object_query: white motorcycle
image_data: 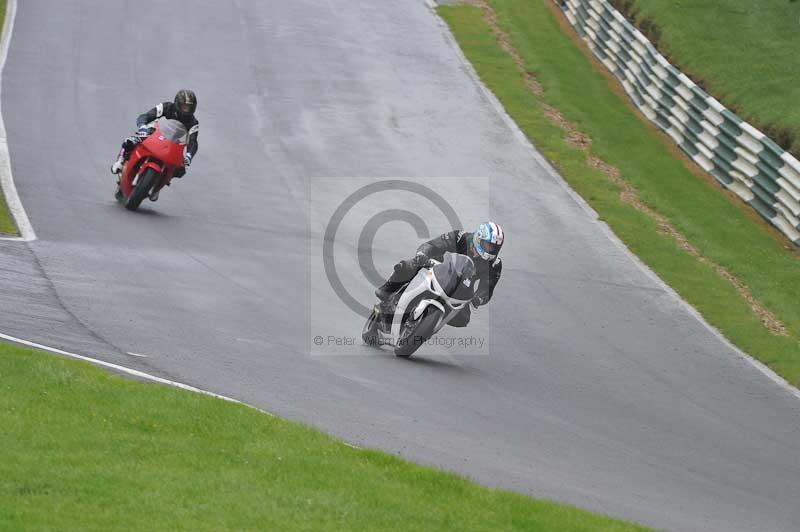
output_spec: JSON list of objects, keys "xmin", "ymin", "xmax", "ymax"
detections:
[{"xmin": 362, "ymin": 252, "xmax": 477, "ymax": 358}]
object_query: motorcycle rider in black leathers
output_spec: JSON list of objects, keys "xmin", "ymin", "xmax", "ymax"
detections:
[
  {"xmin": 110, "ymin": 89, "xmax": 199, "ymax": 201},
  {"xmin": 374, "ymin": 222, "xmax": 504, "ymax": 327}
]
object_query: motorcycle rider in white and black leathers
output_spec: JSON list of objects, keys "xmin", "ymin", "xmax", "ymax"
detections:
[
  {"xmin": 110, "ymin": 90, "xmax": 199, "ymax": 200},
  {"xmin": 374, "ymin": 222, "xmax": 504, "ymax": 327}
]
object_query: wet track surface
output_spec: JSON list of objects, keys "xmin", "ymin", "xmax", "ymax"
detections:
[{"xmin": 2, "ymin": 1, "xmax": 800, "ymax": 530}]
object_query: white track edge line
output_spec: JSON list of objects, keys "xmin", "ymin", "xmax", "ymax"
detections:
[
  {"xmin": 0, "ymin": 332, "xmax": 372, "ymax": 451},
  {"xmin": 0, "ymin": 0, "xmax": 36, "ymax": 241},
  {"xmin": 430, "ymin": 2, "xmax": 800, "ymax": 403},
  {"xmin": 0, "ymin": 331, "xmax": 274, "ymax": 415}
]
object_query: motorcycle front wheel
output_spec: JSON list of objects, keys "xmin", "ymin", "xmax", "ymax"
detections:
[
  {"xmin": 362, "ymin": 308, "xmax": 381, "ymax": 348},
  {"xmin": 125, "ymin": 168, "xmax": 158, "ymax": 211},
  {"xmin": 394, "ymin": 307, "xmax": 442, "ymax": 358}
]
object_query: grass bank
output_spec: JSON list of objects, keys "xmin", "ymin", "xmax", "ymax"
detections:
[
  {"xmin": 0, "ymin": 192, "xmax": 15, "ymax": 234},
  {"xmin": 438, "ymin": 1, "xmax": 800, "ymax": 388},
  {"xmin": 610, "ymin": 0, "xmax": 800, "ymax": 157},
  {"xmin": 0, "ymin": 0, "xmax": 19, "ymax": 236},
  {"xmin": 0, "ymin": 342, "xmax": 650, "ymax": 531}
]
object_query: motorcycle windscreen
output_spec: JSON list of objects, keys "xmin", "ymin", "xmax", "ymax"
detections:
[
  {"xmin": 159, "ymin": 118, "xmax": 188, "ymax": 144},
  {"xmin": 432, "ymin": 252, "xmax": 476, "ymax": 297}
]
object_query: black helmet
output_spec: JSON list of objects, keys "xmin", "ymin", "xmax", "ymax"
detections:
[{"xmin": 174, "ymin": 89, "xmax": 197, "ymax": 120}]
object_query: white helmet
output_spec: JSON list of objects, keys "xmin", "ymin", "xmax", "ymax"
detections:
[{"xmin": 472, "ymin": 222, "xmax": 504, "ymax": 260}]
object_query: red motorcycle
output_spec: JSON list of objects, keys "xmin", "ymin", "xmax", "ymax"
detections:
[{"xmin": 115, "ymin": 118, "xmax": 187, "ymax": 210}]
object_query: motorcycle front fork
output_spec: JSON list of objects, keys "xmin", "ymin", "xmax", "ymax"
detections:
[{"xmin": 373, "ymin": 303, "xmax": 393, "ymax": 332}]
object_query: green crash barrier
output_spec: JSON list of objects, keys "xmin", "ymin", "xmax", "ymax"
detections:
[{"xmin": 559, "ymin": 0, "xmax": 800, "ymax": 246}]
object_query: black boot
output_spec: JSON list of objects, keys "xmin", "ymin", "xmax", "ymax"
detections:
[{"xmin": 376, "ymin": 259, "xmax": 419, "ymax": 301}]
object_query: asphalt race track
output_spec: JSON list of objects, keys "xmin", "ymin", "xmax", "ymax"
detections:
[{"xmin": 2, "ymin": 1, "xmax": 799, "ymax": 530}]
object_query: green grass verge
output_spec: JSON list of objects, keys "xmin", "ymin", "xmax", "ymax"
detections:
[
  {"xmin": 438, "ymin": 1, "xmax": 800, "ymax": 387},
  {"xmin": 0, "ymin": 192, "xmax": 16, "ymax": 235},
  {"xmin": 0, "ymin": 342, "xmax": 650, "ymax": 531},
  {"xmin": 0, "ymin": 0, "xmax": 19, "ymax": 236},
  {"xmin": 610, "ymin": 0, "xmax": 800, "ymax": 156}
]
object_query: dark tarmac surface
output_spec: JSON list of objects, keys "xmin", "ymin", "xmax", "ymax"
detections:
[{"xmin": 2, "ymin": 2, "xmax": 799, "ymax": 530}]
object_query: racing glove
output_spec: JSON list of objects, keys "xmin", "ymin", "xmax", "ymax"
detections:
[
  {"xmin": 183, "ymin": 153, "xmax": 193, "ymax": 167},
  {"xmin": 136, "ymin": 125, "xmax": 154, "ymax": 138},
  {"xmin": 412, "ymin": 252, "xmax": 432, "ymax": 268},
  {"xmin": 471, "ymin": 294, "xmax": 488, "ymax": 307}
]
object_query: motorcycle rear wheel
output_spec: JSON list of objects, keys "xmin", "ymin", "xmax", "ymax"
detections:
[
  {"xmin": 394, "ymin": 307, "xmax": 442, "ymax": 358},
  {"xmin": 125, "ymin": 168, "xmax": 157, "ymax": 211}
]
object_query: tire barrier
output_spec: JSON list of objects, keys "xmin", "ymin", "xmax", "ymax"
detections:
[{"xmin": 559, "ymin": 0, "xmax": 800, "ymax": 244}]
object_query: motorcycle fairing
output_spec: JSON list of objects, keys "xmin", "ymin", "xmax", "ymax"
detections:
[
  {"xmin": 119, "ymin": 118, "xmax": 188, "ymax": 198},
  {"xmin": 388, "ymin": 259, "xmax": 475, "ymax": 342}
]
